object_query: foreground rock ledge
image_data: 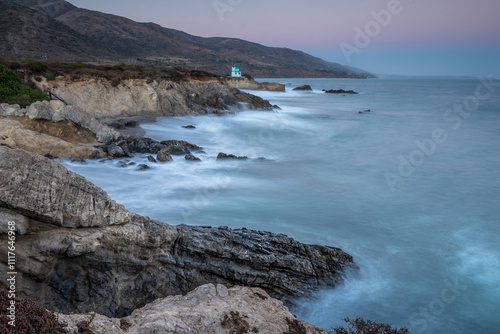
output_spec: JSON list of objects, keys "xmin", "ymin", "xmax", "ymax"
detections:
[
  {"xmin": 0, "ymin": 146, "xmax": 356, "ymax": 318},
  {"xmin": 59, "ymin": 283, "xmax": 328, "ymax": 334}
]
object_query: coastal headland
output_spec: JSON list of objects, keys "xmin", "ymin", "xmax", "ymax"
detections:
[{"xmin": 0, "ymin": 61, "xmax": 356, "ymax": 333}]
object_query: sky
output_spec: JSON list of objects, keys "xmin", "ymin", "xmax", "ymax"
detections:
[{"xmin": 66, "ymin": 0, "xmax": 500, "ymax": 77}]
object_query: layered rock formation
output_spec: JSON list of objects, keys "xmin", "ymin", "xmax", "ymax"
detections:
[
  {"xmin": 0, "ymin": 145, "xmax": 356, "ymax": 319},
  {"xmin": 58, "ymin": 284, "xmax": 328, "ymax": 334},
  {"xmin": 35, "ymin": 76, "xmax": 274, "ymax": 119},
  {"xmin": 225, "ymin": 77, "xmax": 286, "ymax": 92}
]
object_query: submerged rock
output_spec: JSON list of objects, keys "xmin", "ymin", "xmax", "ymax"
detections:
[
  {"xmin": 217, "ymin": 152, "xmax": 248, "ymax": 160},
  {"xmin": 0, "ymin": 146, "xmax": 356, "ymax": 318},
  {"xmin": 136, "ymin": 164, "xmax": 150, "ymax": 171},
  {"xmin": 182, "ymin": 125, "xmax": 196, "ymax": 129},
  {"xmin": 185, "ymin": 154, "xmax": 201, "ymax": 161}
]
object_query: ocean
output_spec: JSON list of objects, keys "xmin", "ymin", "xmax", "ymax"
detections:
[{"xmin": 62, "ymin": 77, "xmax": 500, "ymax": 333}]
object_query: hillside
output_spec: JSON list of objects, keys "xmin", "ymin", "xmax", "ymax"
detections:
[{"xmin": 0, "ymin": 0, "xmax": 374, "ymax": 78}]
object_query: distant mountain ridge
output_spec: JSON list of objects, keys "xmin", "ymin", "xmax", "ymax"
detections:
[{"xmin": 0, "ymin": 0, "xmax": 374, "ymax": 78}]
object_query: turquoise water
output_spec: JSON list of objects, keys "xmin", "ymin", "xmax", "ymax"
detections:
[{"xmin": 63, "ymin": 77, "xmax": 500, "ymax": 333}]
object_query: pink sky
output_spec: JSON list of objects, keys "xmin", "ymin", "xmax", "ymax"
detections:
[{"xmin": 67, "ymin": 0, "xmax": 500, "ymax": 76}]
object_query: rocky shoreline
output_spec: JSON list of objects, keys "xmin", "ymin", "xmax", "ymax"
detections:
[{"xmin": 0, "ymin": 72, "xmax": 357, "ymax": 332}]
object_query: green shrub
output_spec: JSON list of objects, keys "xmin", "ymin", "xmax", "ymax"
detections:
[
  {"xmin": 26, "ymin": 60, "xmax": 47, "ymax": 73},
  {"xmin": 43, "ymin": 72, "xmax": 56, "ymax": 81},
  {"xmin": 0, "ymin": 63, "xmax": 49, "ymax": 107}
]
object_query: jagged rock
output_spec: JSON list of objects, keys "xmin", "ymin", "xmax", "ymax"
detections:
[
  {"xmin": 185, "ymin": 154, "xmax": 201, "ymax": 161},
  {"xmin": 293, "ymin": 85, "xmax": 313, "ymax": 91},
  {"xmin": 0, "ymin": 146, "xmax": 130, "ymax": 228},
  {"xmin": 147, "ymin": 155, "xmax": 157, "ymax": 163},
  {"xmin": 160, "ymin": 140, "xmax": 202, "ymax": 151},
  {"xmin": 0, "ymin": 118, "xmax": 103, "ymax": 159},
  {"xmin": 324, "ymin": 89, "xmax": 358, "ymax": 94},
  {"xmin": 58, "ymin": 284, "xmax": 328, "ymax": 334},
  {"xmin": 157, "ymin": 148, "xmax": 173, "ymax": 162},
  {"xmin": 0, "ymin": 146, "xmax": 356, "ymax": 318},
  {"xmin": 217, "ymin": 152, "xmax": 248, "ymax": 160},
  {"xmin": 164, "ymin": 144, "xmax": 190, "ymax": 155}
]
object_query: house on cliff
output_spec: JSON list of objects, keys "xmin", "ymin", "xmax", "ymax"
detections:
[{"xmin": 231, "ymin": 66, "xmax": 242, "ymax": 77}]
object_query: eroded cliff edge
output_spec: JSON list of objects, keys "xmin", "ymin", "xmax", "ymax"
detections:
[{"xmin": 0, "ymin": 145, "xmax": 356, "ymax": 318}]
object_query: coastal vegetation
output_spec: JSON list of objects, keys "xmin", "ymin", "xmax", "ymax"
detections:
[{"xmin": 0, "ymin": 61, "xmax": 49, "ymax": 107}]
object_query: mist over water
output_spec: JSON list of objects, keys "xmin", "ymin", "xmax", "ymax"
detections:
[{"xmin": 63, "ymin": 78, "xmax": 500, "ymax": 333}]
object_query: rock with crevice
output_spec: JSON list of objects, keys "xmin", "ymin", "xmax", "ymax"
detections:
[
  {"xmin": 58, "ymin": 284, "xmax": 328, "ymax": 334},
  {"xmin": 0, "ymin": 146, "xmax": 356, "ymax": 319}
]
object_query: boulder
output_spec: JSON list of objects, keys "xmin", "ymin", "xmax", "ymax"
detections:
[
  {"xmin": 293, "ymin": 85, "xmax": 313, "ymax": 91},
  {"xmin": 185, "ymin": 154, "xmax": 201, "ymax": 161},
  {"xmin": 105, "ymin": 144, "xmax": 125, "ymax": 158},
  {"xmin": 147, "ymin": 155, "xmax": 157, "ymax": 163},
  {"xmin": 157, "ymin": 148, "xmax": 173, "ymax": 162}
]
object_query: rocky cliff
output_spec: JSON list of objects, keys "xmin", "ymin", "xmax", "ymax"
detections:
[
  {"xmin": 0, "ymin": 145, "xmax": 356, "ymax": 318},
  {"xmin": 34, "ymin": 75, "xmax": 273, "ymax": 119}
]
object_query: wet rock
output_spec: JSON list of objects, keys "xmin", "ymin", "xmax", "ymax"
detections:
[
  {"xmin": 293, "ymin": 85, "xmax": 312, "ymax": 91},
  {"xmin": 137, "ymin": 164, "xmax": 150, "ymax": 171},
  {"xmin": 117, "ymin": 161, "xmax": 128, "ymax": 168},
  {"xmin": 217, "ymin": 152, "xmax": 248, "ymax": 160},
  {"xmin": 69, "ymin": 157, "xmax": 86, "ymax": 164},
  {"xmin": 160, "ymin": 140, "xmax": 202, "ymax": 151},
  {"xmin": 185, "ymin": 154, "xmax": 201, "ymax": 161},
  {"xmin": 324, "ymin": 89, "xmax": 358, "ymax": 94},
  {"xmin": 105, "ymin": 145, "xmax": 125, "ymax": 158},
  {"xmin": 157, "ymin": 149, "xmax": 173, "ymax": 162},
  {"xmin": 147, "ymin": 155, "xmax": 157, "ymax": 163},
  {"xmin": 90, "ymin": 150, "xmax": 101, "ymax": 159},
  {"xmin": 182, "ymin": 125, "xmax": 196, "ymax": 129}
]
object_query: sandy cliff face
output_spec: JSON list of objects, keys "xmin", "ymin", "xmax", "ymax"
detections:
[{"xmin": 35, "ymin": 77, "xmax": 273, "ymax": 118}]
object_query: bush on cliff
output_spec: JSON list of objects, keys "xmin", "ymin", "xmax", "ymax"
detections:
[
  {"xmin": 0, "ymin": 289, "xmax": 68, "ymax": 334},
  {"xmin": 0, "ymin": 63, "xmax": 49, "ymax": 107},
  {"xmin": 330, "ymin": 317, "xmax": 410, "ymax": 334}
]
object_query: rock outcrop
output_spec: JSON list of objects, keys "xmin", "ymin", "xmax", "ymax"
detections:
[
  {"xmin": 0, "ymin": 146, "xmax": 356, "ymax": 318},
  {"xmin": 293, "ymin": 85, "xmax": 313, "ymax": 91},
  {"xmin": 323, "ymin": 89, "xmax": 359, "ymax": 94},
  {"xmin": 58, "ymin": 284, "xmax": 328, "ymax": 334},
  {"xmin": 225, "ymin": 77, "xmax": 285, "ymax": 92},
  {"xmin": 35, "ymin": 76, "xmax": 274, "ymax": 118}
]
